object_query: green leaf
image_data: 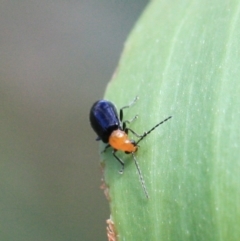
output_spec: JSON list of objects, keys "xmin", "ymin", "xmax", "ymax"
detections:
[{"xmin": 101, "ymin": 0, "xmax": 240, "ymax": 240}]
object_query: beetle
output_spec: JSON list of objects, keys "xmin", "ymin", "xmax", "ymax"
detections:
[{"xmin": 89, "ymin": 97, "xmax": 171, "ymax": 198}]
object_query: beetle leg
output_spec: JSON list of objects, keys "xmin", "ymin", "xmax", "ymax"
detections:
[
  {"xmin": 119, "ymin": 96, "xmax": 139, "ymax": 122},
  {"xmin": 101, "ymin": 144, "xmax": 110, "ymax": 153},
  {"xmin": 112, "ymin": 150, "xmax": 124, "ymax": 174},
  {"xmin": 125, "ymin": 128, "xmax": 143, "ymax": 138},
  {"xmin": 122, "ymin": 115, "xmax": 138, "ymax": 131}
]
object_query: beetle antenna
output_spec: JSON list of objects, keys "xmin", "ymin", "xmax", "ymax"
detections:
[
  {"xmin": 132, "ymin": 153, "xmax": 149, "ymax": 198},
  {"xmin": 136, "ymin": 116, "xmax": 172, "ymax": 145}
]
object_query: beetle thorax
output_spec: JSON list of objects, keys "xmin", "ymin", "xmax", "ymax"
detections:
[{"xmin": 109, "ymin": 130, "xmax": 137, "ymax": 153}]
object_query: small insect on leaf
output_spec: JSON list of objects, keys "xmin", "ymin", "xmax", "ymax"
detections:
[{"xmin": 90, "ymin": 97, "xmax": 172, "ymax": 198}]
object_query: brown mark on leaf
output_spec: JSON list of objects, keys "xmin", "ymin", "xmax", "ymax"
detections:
[
  {"xmin": 100, "ymin": 177, "xmax": 111, "ymax": 201},
  {"xmin": 106, "ymin": 218, "xmax": 118, "ymax": 241},
  {"xmin": 100, "ymin": 164, "xmax": 110, "ymax": 201}
]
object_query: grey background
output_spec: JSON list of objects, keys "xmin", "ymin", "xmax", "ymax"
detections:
[{"xmin": 0, "ymin": 1, "xmax": 148, "ymax": 241}]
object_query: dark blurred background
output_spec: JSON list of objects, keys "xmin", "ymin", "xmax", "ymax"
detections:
[{"xmin": 0, "ymin": 1, "xmax": 148, "ymax": 240}]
